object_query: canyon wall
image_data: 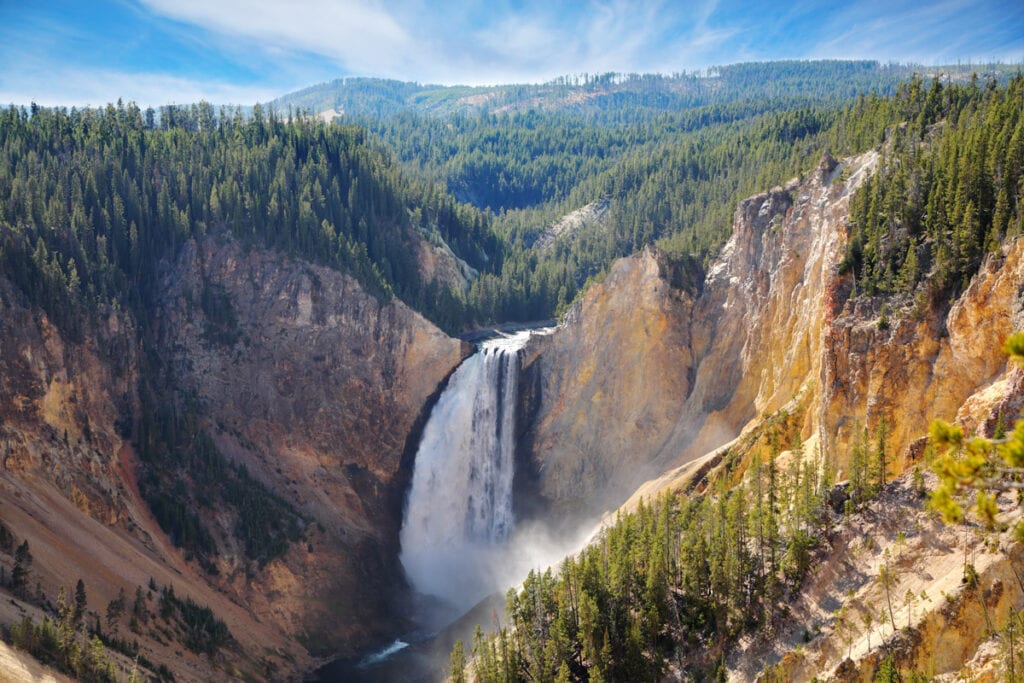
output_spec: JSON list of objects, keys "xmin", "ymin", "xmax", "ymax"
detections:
[
  {"xmin": 517, "ymin": 248, "xmax": 698, "ymax": 520},
  {"xmin": 154, "ymin": 237, "xmax": 467, "ymax": 652},
  {"xmin": 523, "ymin": 149, "xmax": 1024, "ymax": 524},
  {"xmin": 0, "ymin": 235, "xmax": 466, "ymax": 678},
  {"xmin": 4, "ymin": 143, "xmax": 1023, "ymax": 678}
]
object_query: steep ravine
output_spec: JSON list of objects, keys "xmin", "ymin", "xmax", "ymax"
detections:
[
  {"xmin": 519, "ymin": 151, "xmax": 877, "ymax": 522},
  {"xmin": 726, "ymin": 467, "xmax": 1024, "ymax": 682},
  {"xmin": 1, "ymin": 267, "xmax": 321, "ymax": 680},
  {"xmin": 4, "ymin": 141, "xmax": 1024, "ymax": 680},
  {"xmin": 0, "ymin": 234, "xmax": 468, "ymax": 680},
  {"xmin": 521, "ymin": 149, "xmax": 1024, "ymax": 528},
  {"xmin": 156, "ymin": 237, "xmax": 467, "ymax": 653},
  {"xmin": 516, "ymin": 246, "xmax": 700, "ymax": 522},
  {"xmin": 513, "ymin": 149, "xmax": 1024, "ymax": 679}
]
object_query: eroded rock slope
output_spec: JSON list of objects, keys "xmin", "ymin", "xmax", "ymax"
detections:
[
  {"xmin": 523, "ymin": 149, "xmax": 1024, "ymax": 526},
  {"xmin": 0, "ymin": 235, "xmax": 465, "ymax": 679}
]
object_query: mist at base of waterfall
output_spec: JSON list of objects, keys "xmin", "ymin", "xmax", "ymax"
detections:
[
  {"xmin": 400, "ymin": 328, "xmax": 596, "ymax": 619},
  {"xmin": 404, "ymin": 516, "xmax": 600, "ymax": 615}
]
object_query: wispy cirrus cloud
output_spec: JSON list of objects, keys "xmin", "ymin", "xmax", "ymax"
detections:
[
  {"xmin": 0, "ymin": 63, "xmax": 279, "ymax": 109},
  {"xmin": 138, "ymin": 0, "xmax": 417, "ymax": 77},
  {"xmin": 0, "ymin": 0, "xmax": 1021, "ymax": 107},
  {"xmin": 808, "ymin": 0, "xmax": 1024, "ymax": 64}
]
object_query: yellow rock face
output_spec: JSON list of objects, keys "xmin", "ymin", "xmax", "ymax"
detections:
[
  {"xmin": 822, "ymin": 232, "xmax": 1024, "ymax": 477},
  {"xmin": 0, "ymin": 234, "xmax": 467, "ymax": 676},
  {"xmin": 526, "ymin": 148, "xmax": 1024, "ymax": 519},
  {"xmin": 522, "ymin": 246, "xmax": 697, "ymax": 519}
]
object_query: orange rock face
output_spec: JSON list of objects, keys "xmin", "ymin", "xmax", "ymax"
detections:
[
  {"xmin": 524, "ymin": 148, "xmax": 1024, "ymax": 522},
  {"xmin": 154, "ymin": 237, "xmax": 467, "ymax": 653},
  {"xmin": 521, "ymin": 246, "xmax": 698, "ymax": 520},
  {"xmin": 0, "ymin": 234, "xmax": 466, "ymax": 676}
]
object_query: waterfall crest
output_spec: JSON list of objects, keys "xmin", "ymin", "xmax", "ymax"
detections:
[{"xmin": 399, "ymin": 330, "xmax": 531, "ymax": 610}]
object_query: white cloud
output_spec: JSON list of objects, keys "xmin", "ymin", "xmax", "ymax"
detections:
[
  {"xmin": 134, "ymin": 0, "xmax": 715, "ymax": 86},
  {"xmin": 474, "ymin": 16, "xmax": 561, "ymax": 63},
  {"xmin": 6, "ymin": 0, "xmax": 1019, "ymax": 108},
  {"xmin": 134, "ymin": 0, "xmax": 918, "ymax": 88},
  {"xmin": 0, "ymin": 65, "xmax": 278, "ymax": 108},
  {"xmin": 809, "ymin": 0, "xmax": 1024, "ymax": 64},
  {"xmin": 139, "ymin": 0, "xmax": 419, "ymax": 78},
  {"xmin": 455, "ymin": 0, "xmax": 712, "ymax": 84}
]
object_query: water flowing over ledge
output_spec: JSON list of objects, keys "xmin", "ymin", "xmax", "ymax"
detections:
[{"xmin": 399, "ymin": 329, "xmax": 536, "ymax": 611}]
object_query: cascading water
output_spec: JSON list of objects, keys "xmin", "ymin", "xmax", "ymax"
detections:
[
  {"xmin": 399, "ymin": 330, "xmax": 532, "ymax": 612},
  {"xmin": 318, "ymin": 327, "xmax": 596, "ymax": 681}
]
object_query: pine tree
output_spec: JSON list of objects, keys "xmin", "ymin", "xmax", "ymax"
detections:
[
  {"xmin": 875, "ymin": 654, "xmax": 900, "ymax": 682},
  {"xmin": 898, "ymin": 239, "xmax": 919, "ymax": 290},
  {"xmin": 11, "ymin": 540, "xmax": 31, "ymax": 592},
  {"xmin": 930, "ymin": 332, "xmax": 1024, "ymax": 541},
  {"xmin": 74, "ymin": 579, "xmax": 87, "ymax": 625},
  {"xmin": 106, "ymin": 587, "xmax": 126, "ymax": 635},
  {"xmin": 874, "ymin": 416, "xmax": 890, "ymax": 492},
  {"xmin": 133, "ymin": 585, "xmax": 149, "ymax": 625},
  {"xmin": 848, "ymin": 422, "xmax": 869, "ymax": 507},
  {"xmin": 861, "ymin": 609, "xmax": 874, "ymax": 651},
  {"xmin": 57, "ymin": 586, "xmax": 74, "ymax": 653},
  {"xmin": 449, "ymin": 639, "xmax": 467, "ymax": 683},
  {"xmin": 877, "ymin": 551, "xmax": 897, "ymax": 632}
]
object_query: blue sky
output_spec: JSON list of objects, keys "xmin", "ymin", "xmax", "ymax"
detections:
[{"xmin": 1, "ymin": 0, "xmax": 1021, "ymax": 107}]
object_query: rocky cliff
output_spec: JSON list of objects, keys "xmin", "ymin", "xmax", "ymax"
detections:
[
  {"xmin": 2, "ymin": 137, "xmax": 1021, "ymax": 679},
  {"xmin": 517, "ymin": 248, "xmax": 699, "ymax": 520},
  {"xmin": 725, "ymin": 467, "xmax": 1024, "ymax": 682},
  {"xmin": 822, "ymin": 237, "xmax": 1024, "ymax": 472},
  {"xmin": 520, "ymin": 152, "xmax": 868, "ymax": 520},
  {"xmin": 517, "ymin": 148, "xmax": 1024, "ymax": 680},
  {"xmin": 0, "ymin": 235, "xmax": 465, "ymax": 679},
  {"xmin": 155, "ymin": 237, "xmax": 467, "ymax": 652},
  {"xmin": 523, "ymin": 148, "xmax": 1024, "ymax": 525}
]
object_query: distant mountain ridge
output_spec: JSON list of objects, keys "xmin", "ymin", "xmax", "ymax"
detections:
[
  {"xmin": 271, "ymin": 60, "xmax": 1017, "ymax": 120},
  {"xmin": 1, "ymin": 63, "xmax": 1022, "ymax": 682}
]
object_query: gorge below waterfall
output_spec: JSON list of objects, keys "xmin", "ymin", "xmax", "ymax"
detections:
[
  {"xmin": 400, "ymin": 329, "xmax": 544, "ymax": 615},
  {"xmin": 315, "ymin": 326, "xmax": 602, "ymax": 681}
]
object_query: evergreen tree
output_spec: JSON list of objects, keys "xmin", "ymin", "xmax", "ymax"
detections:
[
  {"xmin": 74, "ymin": 579, "xmax": 87, "ymax": 625},
  {"xmin": 11, "ymin": 540, "xmax": 32, "ymax": 592},
  {"xmin": 450, "ymin": 639, "xmax": 467, "ymax": 683}
]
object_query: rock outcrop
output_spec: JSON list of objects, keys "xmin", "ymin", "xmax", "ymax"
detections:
[
  {"xmin": 0, "ymin": 274, "xmax": 137, "ymax": 526},
  {"xmin": 522, "ymin": 148, "xmax": 1024, "ymax": 526},
  {"xmin": 155, "ymin": 236, "xmax": 466, "ymax": 652},
  {"xmin": 823, "ymin": 238, "xmax": 1024, "ymax": 471},
  {"xmin": 3, "ymin": 138, "xmax": 1022, "ymax": 679},
  {"xmin": 518, "ymin": 149, "xmax": 1024, "ymax": 680},
  {"xmin": 0, "ymin": 234, "xmax": 466, "ymax": 678},
  {"xmin": 0, "ymin": 269, "xmax": 320, "ymax": 679},
  {"xmin": 723, "ymin": 469, "xmax": 1024, "ymax": 682},
  {"xmin": 519, "ymin": 247, "xmax": 698, "ymax": 520}
]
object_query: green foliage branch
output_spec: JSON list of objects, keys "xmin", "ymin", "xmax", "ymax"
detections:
[{"xmin": 930, "ymin": 332, "xmax": 1024, "ymax": 539}]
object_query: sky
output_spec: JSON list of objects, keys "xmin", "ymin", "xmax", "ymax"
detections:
[{"xmin": 1, "ymin": 0, "xmax": 1022, "ymax": 108}]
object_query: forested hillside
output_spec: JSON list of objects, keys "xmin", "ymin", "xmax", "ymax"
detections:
[
  {"xmin": 0, "ymin": 102, "xmax": 494, "ymax": 579},
  {"xmin": 409, "ymin": 74, "xmax": 1020, "ymax": 323},
  {"xmin": 0, "ymin": 94, "xmax": 480, "ymax": 679},
  {"xmin": 0, "ymin": 102, "xmax": 495, "ymax": 334},
  {"xmin": 842, "ymin": 75, "xmax": 1024, "ymax": 300},
  {"xmin": 452, "ymin": 75, "xmax": 1024, "ymax": 683},
  {"xmin": 308, "ymin": 65, "xmax": 1019, "ymax": 324},
  {"xmin": 2, "ymin": 62, "xmax": 1023, "ymax": 681},
  {"xmin": 273, "ymin": 60, "xmax": 1000, "ymax": 120},
  {"xmin": 2, "ymin": 72, "xmax": 1019, "ymax": 567},
  {"xmin": 6, "ymin": 66, "xmax": 1013, "ymax": 343},
  {"xmin": 470, "ymin": 412, "xmax": 833, "ymax": 682}
]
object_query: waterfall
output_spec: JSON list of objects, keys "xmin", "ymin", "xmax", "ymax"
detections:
[{"xmin": 399, "ymin": 330, "xmax": 532, "ymax": 611}]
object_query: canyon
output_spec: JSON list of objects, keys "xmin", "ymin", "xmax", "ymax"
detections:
[{"xmin": 2, "ymin": 146, "xmax": 1023, "ymax": 681}]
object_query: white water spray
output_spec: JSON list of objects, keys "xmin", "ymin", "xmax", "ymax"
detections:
[{"xmin": 400, "ymin": 330, "xmax": 534, "ymax": 610}]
